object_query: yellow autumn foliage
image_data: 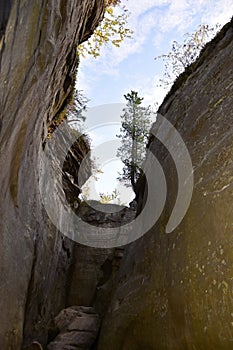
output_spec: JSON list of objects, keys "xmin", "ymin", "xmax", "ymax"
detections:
[{"xmin": 78, "ymin": 0, "xmax": 133, "ymax": 58}]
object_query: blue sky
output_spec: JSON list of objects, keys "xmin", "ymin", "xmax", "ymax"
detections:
[
  {"xmin": 78, "ymin": 0, "xmax": 232, "ymax": 107},
  {"xmin": 77, "ymin": 0, "xmax": 232, "ymax": 202}
]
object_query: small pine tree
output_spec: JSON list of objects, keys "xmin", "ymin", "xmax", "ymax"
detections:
[{"xmin": 117, "ymin": 91, "xmax": 153, "ymax": 193}]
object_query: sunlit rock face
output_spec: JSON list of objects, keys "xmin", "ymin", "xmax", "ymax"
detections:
[
  {"xmin": 0, "ymin": 1, "xmax": 104, "ymax": 349},
  {"xmin": 98, "ymin": 20, "xmax": 233, "ymax": 350}
]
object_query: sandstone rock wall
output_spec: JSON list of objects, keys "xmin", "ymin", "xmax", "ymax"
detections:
[
  {"xmin": 1, "ymin": 2, "xmax": 233, "ymax": 349},
  {"xmin": 67, "ymin": 202, "xmax": 135, "ymax": 316},
  {"xmin": 98, "ymin": 19, "xmax": 233, "ymax": 350},
  {"xmin": 0, "ymin": 1, "xmax": 104, "ymax": 349}
]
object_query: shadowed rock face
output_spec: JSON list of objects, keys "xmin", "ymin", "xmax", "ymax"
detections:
[
  {"xmin": 98, "ymin": 20, "xmax": 233, "ymax": 350},
  {"xmin": 0, "ymin": 0, "xmax": 13, "ymax": 39},
  {"xmin": 0, "ymin": 1, "xmax": 104, "ymax": 349},
  {"xmin": 1, "ymin": 2, "xmax": 232, "ymax": 350}
]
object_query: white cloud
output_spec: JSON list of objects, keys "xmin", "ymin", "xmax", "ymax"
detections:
[
  {"xmin": 80, "ymin": 0, "xmax": 232, "ymax": 72},
  {"xmin": 200, "ymin": 0, "xmax": 232, "ymax": 25},
  {"xmin": 78, "ymin": 0, "xmax": 232, "ymax": 102},
  {"xmin": 128, "ymin": 74, "xmax": 168, "ymax": 107}
]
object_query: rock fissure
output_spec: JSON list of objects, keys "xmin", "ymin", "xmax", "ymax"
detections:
[{"xmin": 0, "ymin": 2, "xmax": 233, "ymax": 350}]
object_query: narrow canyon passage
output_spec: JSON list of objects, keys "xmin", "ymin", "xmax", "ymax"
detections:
[{"xmin": 0, "ymin": 1, "xmax": 233, "ymax": 349}]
